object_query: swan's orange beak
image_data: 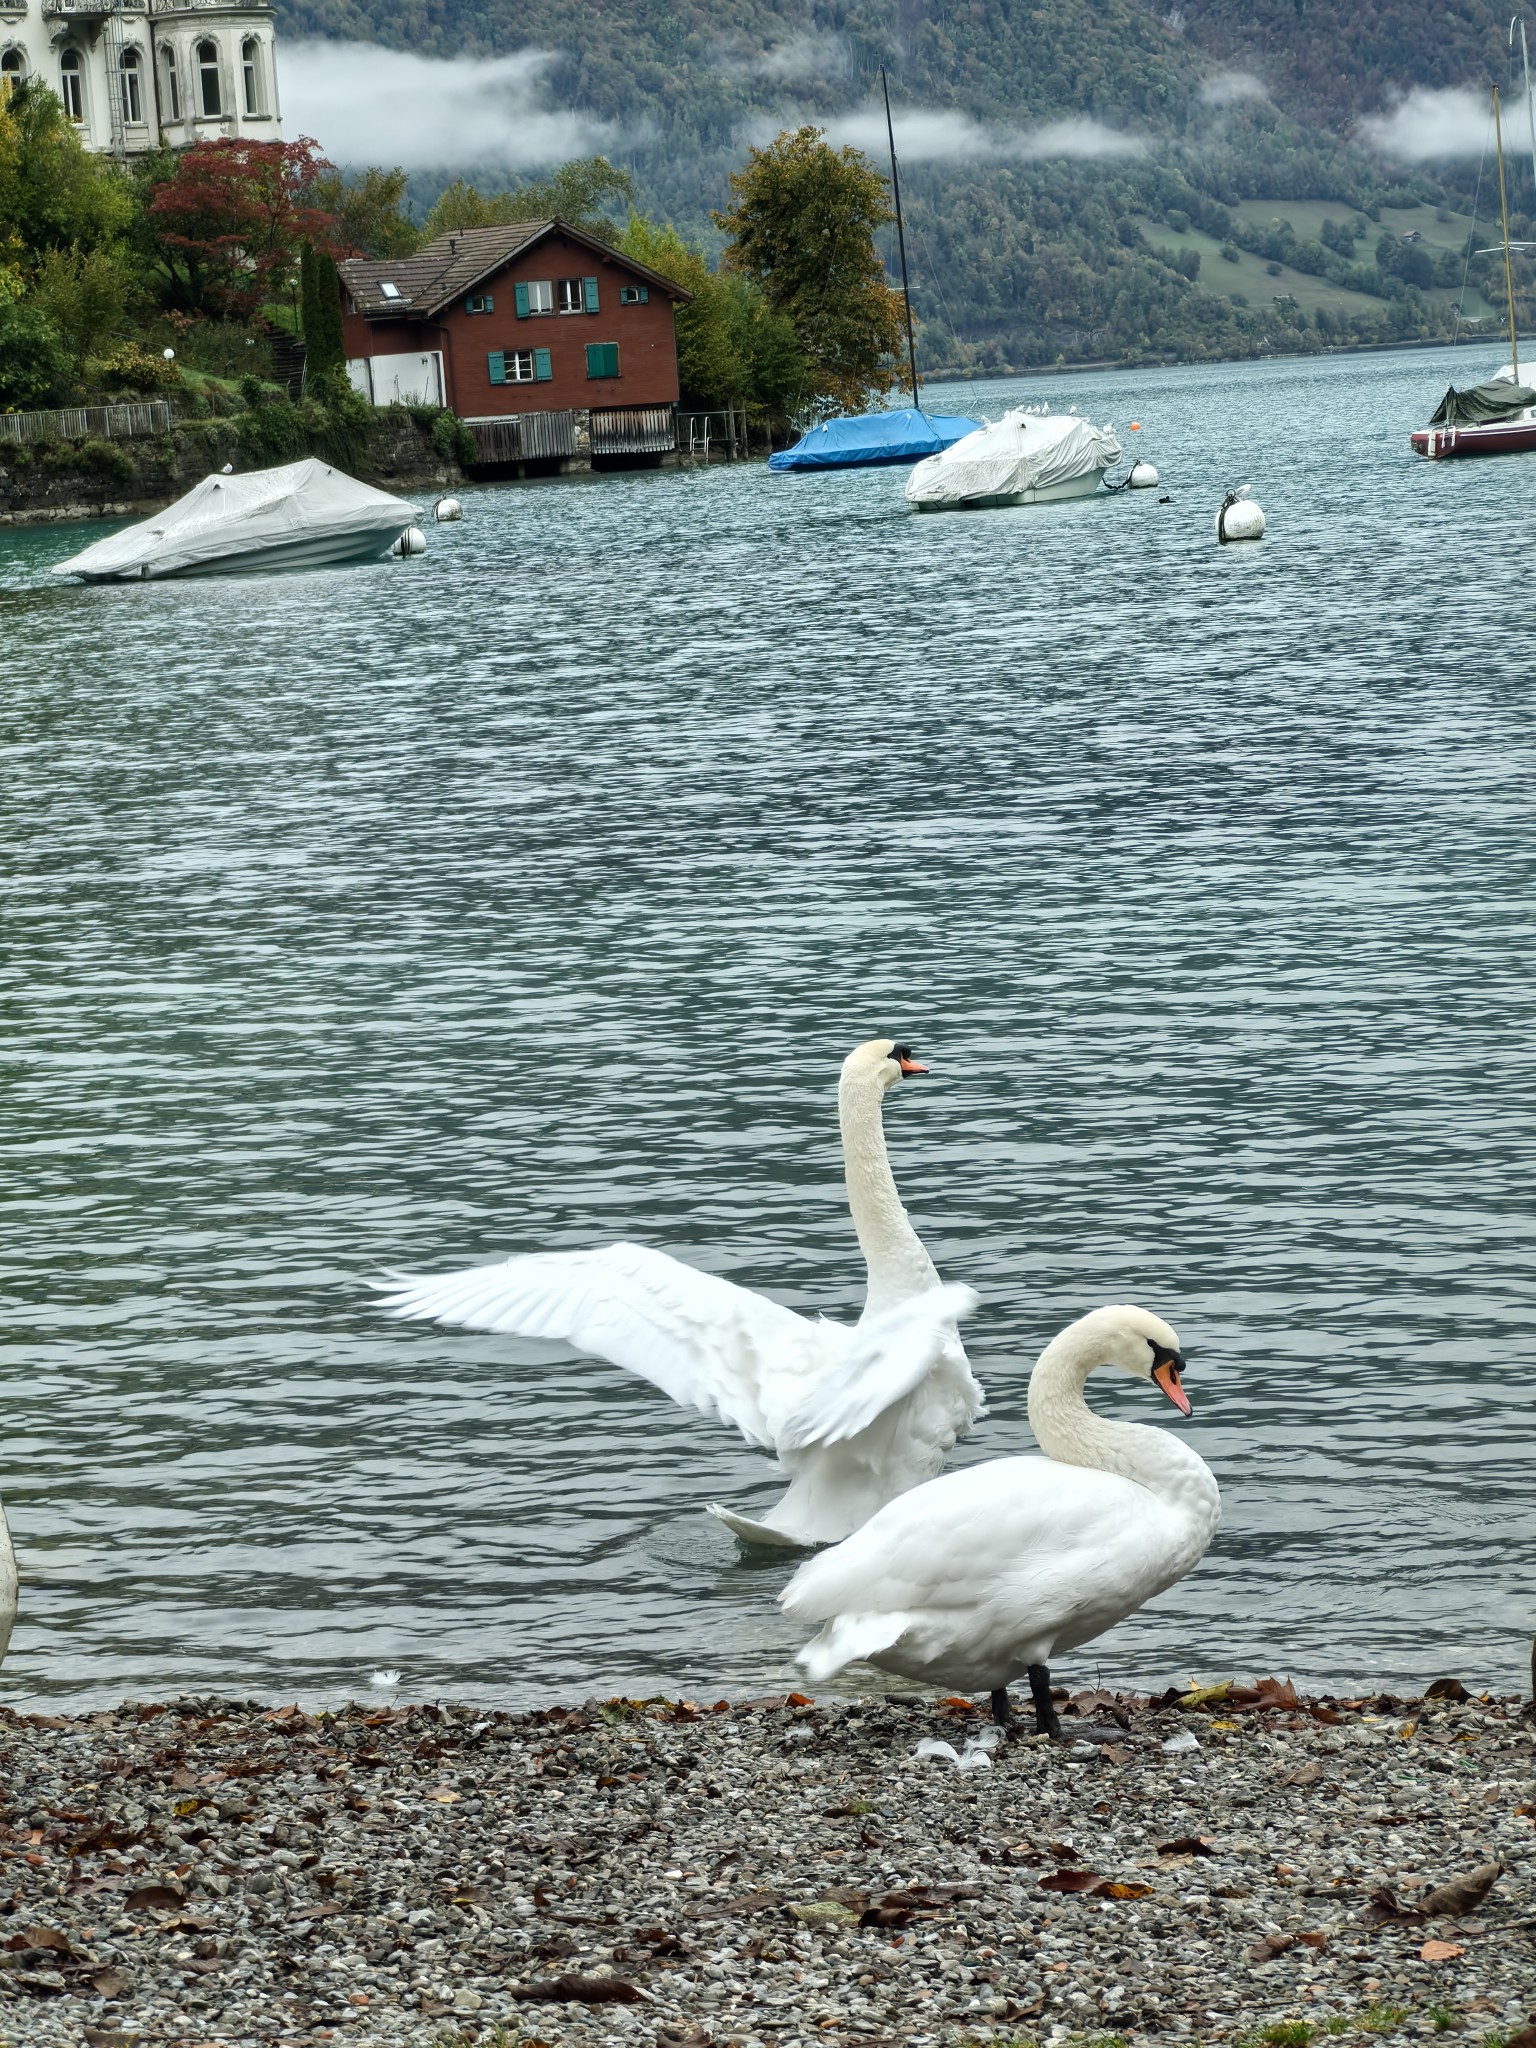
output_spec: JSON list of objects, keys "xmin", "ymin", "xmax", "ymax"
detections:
[
  {"xmin": 897, "ymin": 1055, "xmax": 929, "ymax": 1075},
  {"xmin": 1152, "ymin": 1357, "xmax": 1192, "ymax": 1417}
]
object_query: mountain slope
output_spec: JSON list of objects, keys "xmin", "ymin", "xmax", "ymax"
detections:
[{"xmin": 276, "ymin": 0, "xmax": 1529, "ymax": 367}]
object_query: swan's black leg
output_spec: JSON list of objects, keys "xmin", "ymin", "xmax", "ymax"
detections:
[
  {"xmin": 1027, "ymin": 1664, "xmax": 1062, "ymax": 1740},
  {"xmin": 989, "ymin": 1687, "xmax": 1016, "ymax": 1733}
]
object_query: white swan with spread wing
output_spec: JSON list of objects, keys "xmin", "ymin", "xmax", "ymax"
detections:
[
  {"xmin": 375, "ymin": 1040, "xmax": 983, "ymax": 1547},
  {"xmin": 782, "ymin": 1304, "xmax": 1220, "ymax": 1732}
]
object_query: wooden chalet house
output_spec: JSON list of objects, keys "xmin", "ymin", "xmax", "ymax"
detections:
[{"xmin": 338, "ymin": 221, "xmax": 692, "ymax": 469}]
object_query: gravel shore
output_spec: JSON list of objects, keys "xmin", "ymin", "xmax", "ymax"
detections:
[{"xmin": 0, "ymin": 1678, "xmax": 1530, "ymax": 2048}]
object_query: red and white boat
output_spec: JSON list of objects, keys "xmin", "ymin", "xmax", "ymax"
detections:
[
  {"xmin": 1411, "ymin": 372, "xmax": 1536, "ymax": 459},
  {"xmin": 1411, "ymin": 82, "xmax": 1536, "ymax": 459}
]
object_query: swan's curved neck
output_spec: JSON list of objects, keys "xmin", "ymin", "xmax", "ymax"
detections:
[
  {"xmin": 839, "ymin": 1067, "xmax": 940, "ymax": 1310},
  {"xmin": 1027, "ymin": 1324, "xmax": 1219, "ymax": 1511}
]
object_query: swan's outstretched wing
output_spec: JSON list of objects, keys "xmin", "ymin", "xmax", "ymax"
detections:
[
  {"xmin": 374, "ymin": 1242, "xmax": 827, "ymax": 1448},
  {"xmin": 776, "ymin": 1284, "xmax": 980, "ymax": 1450}
]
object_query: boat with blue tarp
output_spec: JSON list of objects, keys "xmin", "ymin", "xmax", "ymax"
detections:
[{"xmin": 768, "ymin": 408, "xmax": 985, "ymax": 474}]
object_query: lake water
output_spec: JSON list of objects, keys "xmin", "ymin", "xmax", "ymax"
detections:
[{"xmin": 2, "ymin": 343, "xmax": 1532, "ymax": 1714}]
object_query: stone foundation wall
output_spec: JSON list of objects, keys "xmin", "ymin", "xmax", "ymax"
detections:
[{"xmin": 0, "ymin": 413, "xmax": 466, "ymax": 527}]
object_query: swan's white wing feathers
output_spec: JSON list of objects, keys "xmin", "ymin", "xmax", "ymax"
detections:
[
  {"xmin": 780, "ymin": 1456, "xmax": 1144, "ymax": 1621},
  {"xmin": 777, "ymin": 1284, "xmax": 980, "ymax": 1450},
  {"xmin": 375, "ymin": 1242, "xmax": 823, "ymax": 1448}
]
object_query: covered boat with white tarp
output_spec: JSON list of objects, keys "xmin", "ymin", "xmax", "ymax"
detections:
[
  {"xmin": 52, "ymin": 460, "xmax": 421, "ymax": 581},
  {"xmin": 905, "ymin": 408, "xmax": 1122, "ymax": 511}
]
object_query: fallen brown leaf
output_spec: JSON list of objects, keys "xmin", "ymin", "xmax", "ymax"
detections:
[
  {"xmin": 90, "ymin": 1968, "xmax": 129, "ymax": 1998},
  {"xmin": 1101, "ymin": 1881, "xmax": 1154, "ymax": 1899},
  {"xmin": 1420, "ymin": 1939, "xmax": 1466, "ymax": 1962},
  {"xmin": 1363, "ymin": 1886, "xmax": 1425, "ymax": 1927},
  {"xmin": 1283, "ymin": 1762, "xmax": 1323, "ymax": 1787},
  {"xmin": 1157, "ymin": 1836, "xmax": 1216, "ymax": 1858},
  {"xmin": 1298, "ymin": 1930, "xmax": 1329, "ymax": 1950},
  {"xmin": 508, "ymin": 1973, "xmax": 650, "ymax": 2005},
  {"xmin": 6, "ymin": 1927, "xmax": 72, "ymax": 1955},
  {"xmin": 1424, "ymin": 1678, "xmax": 1471, "ymax": 1702},
  {"xmin": 1250, "ymin": 1934, "xmax": 1296, "ymax": 1963},
  {"xmin": 1420, "ymin": 1862, "xmax": 1501, "ymax": 1916},
  {"xmin": 1039, "ymin": 1869, "xmax": 1107, "ymax": 1893},
  {"xmin": 123, "ymin": 1886, "xmax": 183, "ymax": 1915}
]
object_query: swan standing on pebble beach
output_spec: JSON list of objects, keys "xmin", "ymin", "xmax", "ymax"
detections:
[
  {"xmin": 782, "ymin": 1304, "xmax": 1221, "ymax": 1734},
  {"xmin": 375, "ymin": 1040, "xmax": 984, "ymax": 1548}
]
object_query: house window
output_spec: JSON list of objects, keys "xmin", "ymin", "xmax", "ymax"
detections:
[
  {"xmin": 241, "ymin": 37, "xmax": 262, "ymax": 115},
  {"xmin": 59, "ymin": 49, "xmax": 83, "ymax": 121},
  {"xmin": 515, "ymin": 280, "xmax": 553, "ymax": 317},
  {"xmin": 619, "ymin": 285, "xmax": 648, "ymax": 305},
  {"xmin": 161, "ymin": 45, "xmax": 180, "ymax": 120},
  {"xmin": 120, "ymin": 47, "xmax": 143, "ymax": 124},
  {"xmin": 196, "ymin": 39, "xmax": 220, "ymax": 117},
  {"xmin": 0, "ymin": 48, "xmax": 26, "ymax": 99},
  {"xmin": 464, "ymin": 294, "xmax": 494, "ymax": 314},
  {"xmin": 585, "ymin": 342, "xmax": 619, "ymax": 379},
  {"xmin": 488, "ymin": 349, "xmax": 551, "ymax": 385}
]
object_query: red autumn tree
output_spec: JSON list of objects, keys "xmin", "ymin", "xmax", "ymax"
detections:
[{"xmin": 146, "ymin": 136, "xmax": 338, "ymax": 318}]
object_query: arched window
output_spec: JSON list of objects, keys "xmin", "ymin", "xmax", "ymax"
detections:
[
  {"xmin": 160, "ymin": 45, "xmax": 180, "ymax": 121},
  {"xmin": 196, "ymin": 38, "xmax": 220, "ymax": 117},
  {"xmin": 59, "ymin": 48, "xmax": 83, "ymax": 122},
  {"xmin": 241, "ymin": 37, "xmax": 261, "ymax": 115},
  {"xmin": 120, "ymin": 47, "xmax": 143, "ymax": 125},
  {"xmin": 0, "ymin": 48, "xmax": 26, "ymax": 101}
]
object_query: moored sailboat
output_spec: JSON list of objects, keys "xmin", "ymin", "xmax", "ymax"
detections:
[
  {"xmin": 1412, "ymin": 84, "xmax": 1536, "ymax": 459},
  {"xmin": 768, "ymin": 71, "xmax": 983, "ymax": 474}
]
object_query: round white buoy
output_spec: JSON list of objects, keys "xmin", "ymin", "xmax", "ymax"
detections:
[
  {"xmin": 433, "ymin": 496, "xmax": 463, "ymax": 522},
  {"xmin": 1127, "ymin": 459, "xmax": 1160, "ymax": 488},
  {"xmin": 391, "ymin": 526, "xmax": 428, "ymax": 557},
  {"xmin": 1216, "ymin": 485, "xmax": 1265, "ymax": 543}
]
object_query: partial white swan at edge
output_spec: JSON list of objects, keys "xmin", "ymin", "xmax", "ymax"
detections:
[
  {"xmin": 781, "ymin": 1303, "xmax": 1221, "ymax": 1732},
  {"xmin": 374, "ymin": 1039, "xmax": 984, "ymax": 1548}
]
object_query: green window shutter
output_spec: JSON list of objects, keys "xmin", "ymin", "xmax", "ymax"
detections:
[
  {"xmin": 583, "ymin": 275, "xmax": 599, "ymax": 312},
  {"xmin": 639, "ymin": 285, "xmax": 648, "ymax": 304},
  {"xmin": 533, "ymin": 347, "xmax": 552, "ymax": 382},
  {"xmin": 487, "ymin": 351, "xmax": 505, "ymax": 385},
  {"xmin": 604, "ymin": 342, "xmax": 619, "ymax": 377},
  {"xmin": 483, "ymin": 293, "xmax": 493, "ymax": 313},
  {"xmin": 585, "ymin": 342, "xmax": 601, "ymax": 378},
  {"xmin": 514, "ymin": 282, "xmax": 529, "ymax": 319}
]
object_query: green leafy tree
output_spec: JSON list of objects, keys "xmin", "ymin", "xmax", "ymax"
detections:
[
  {"xmin": 715, "ymin": 127, "xmax": 904, "ymax": 413},
  {"xmin": 28, "ymin": 243, "xmax": 139, "ymax": 368},
  {"xmin": 619, "ymin": 212, "xmax": 808, "ymax": 422},
  {"xmin": 0, "ymin": 80, "xmax": 133, "ymax": 271},
  {"xmin": 311, "ymin": 166, "xmax": 418, "ymax": 259},
  {"xmin": 421, "ymin": 157, "xmax": 634, "ymax": 246},
  {"xmin": 0, "ymin": 300, "xmax": 70, "ymax": 406}
]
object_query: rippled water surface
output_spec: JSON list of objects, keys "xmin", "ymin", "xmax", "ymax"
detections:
[{"xmin": 2, "ymin": 345, "xmax": 1533, "ymax": 1712}]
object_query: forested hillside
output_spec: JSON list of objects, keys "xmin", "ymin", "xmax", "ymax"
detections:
[{"xmin": 274, "ymin": 0, "xmax": 1536, "ymax": 369}]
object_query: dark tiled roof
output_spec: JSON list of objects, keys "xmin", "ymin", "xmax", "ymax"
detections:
[{"xmin": 340, "ymin": 220, "xmax": 692, "ymax": 317}]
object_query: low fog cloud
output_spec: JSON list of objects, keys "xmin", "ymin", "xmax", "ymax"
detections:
[
  {"xmin": 1200, "ymin": 70, "xmax": 1266, "ymax": 107},
  {"xmin": 819, "ymin": 106, "xmax": 1144, "ymax": 162},
  {"xmin": 278, "ymin": 41, "xmax": 623, "ymax": 169},
  {"xmin": 1357, "ymin": 86, "xmax": 1493, "ymax": 161},
  {"xmin": 737, "ymin": 34, "xmax": 852, "ymax": 83}
]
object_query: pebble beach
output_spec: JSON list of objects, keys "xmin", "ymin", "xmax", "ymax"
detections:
[{"xmin": 0, "ymin": 1677, "xmax": 1530, "ymax": 2048}]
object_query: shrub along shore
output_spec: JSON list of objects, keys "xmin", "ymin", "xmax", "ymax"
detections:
[{"xmin": 0, "ymin": 1677, "xmax": 1530, "ymax": 2048}]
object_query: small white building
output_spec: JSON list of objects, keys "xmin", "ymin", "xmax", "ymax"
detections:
[{"xmin": 0, "ymin": 0, "xmax": 281, "ymax": 157}]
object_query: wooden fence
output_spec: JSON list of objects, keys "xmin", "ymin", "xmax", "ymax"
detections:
[{"xmin": 0, "ymin": 401, "xmax": 179, "ymax": 446}]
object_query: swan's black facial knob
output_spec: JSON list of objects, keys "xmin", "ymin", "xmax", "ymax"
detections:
[
  {"xmin": 1149, "ymin": 1343, "xmax": 1192, "ymax": 1417},
  {"xmin": 890, "ymin": 1043, "xmax": 929, "ymax": 1076}
]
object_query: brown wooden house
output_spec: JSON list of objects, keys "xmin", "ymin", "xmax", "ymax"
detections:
[{"xmin": 338, "ymin": 221, "xmax": 693, "ymax": 467}]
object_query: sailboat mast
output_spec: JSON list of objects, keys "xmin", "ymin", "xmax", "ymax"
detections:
[
  {"xmin": 880, "ymin": 66, "xmax": 922, "ymax": 410},
  {"xmin": 1495, "ymin": 86, "xmax": 1520, "ymax": 377},
  {"xmin": 1513, "ymin": 16, "xmax": 1536, "ymax": 210}
]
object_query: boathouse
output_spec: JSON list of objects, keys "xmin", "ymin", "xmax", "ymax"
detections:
[{"xmin": 338, "ymin": 221, "xmax": 692, "ymax": 468}]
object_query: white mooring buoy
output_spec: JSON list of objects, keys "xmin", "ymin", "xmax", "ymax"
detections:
[
  {"xmin": 1216, "ymin": 484, "xmax": 1265, "ymax": 543},
  {"xmin": 433, "ymin": 497, "xmax": 463, "ymax": 522},
  {"xmin": 1127, "ymin": 459, "xmax": 1160, "ymax": 488},
  {"xmin": 391, "ymin": 526, "xmax": 428, "ymax": 557}
]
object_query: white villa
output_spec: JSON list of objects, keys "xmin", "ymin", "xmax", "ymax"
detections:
[{"xmin": 0, "ymin": 0, "xmax": 281, "ymax": 155}]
